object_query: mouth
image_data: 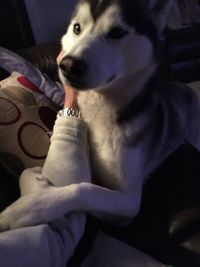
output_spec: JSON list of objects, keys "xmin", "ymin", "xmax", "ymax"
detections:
[
  {"xmin": 69, "ymin": 75, "xmax": 117, "ymax": 90},
  {"xmin": 67, "ymin": 80, "xmax": 88, "ymax": 90},
  {"xmin": 58, "ymin": 68, "xmax": 85, "ymax": 90},
  {"xmin": 60, "ymin": 73, "xmax": 87, "ymax": 90},
  {"xmin": 60, "ymin": 68, "xmax": 117, "ymax": 90}
]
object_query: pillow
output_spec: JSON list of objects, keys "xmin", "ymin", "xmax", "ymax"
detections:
[
  {"xmin": 0, "ymin": 72, "xmax": 59, "ymax": 178},
  {"xmin": 0, "ymin": 46, "xmax": 64, "ymax": 107}
]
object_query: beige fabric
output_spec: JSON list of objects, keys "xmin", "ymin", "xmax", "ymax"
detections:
[{"xmin": 0, "ymin": 72, "xmax": 59, "ymax": 177}]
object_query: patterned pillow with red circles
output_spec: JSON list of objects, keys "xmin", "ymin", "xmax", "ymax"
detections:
[{"xmin": 0, "ymin": 72, "xmax": 59, "ymax": 178}]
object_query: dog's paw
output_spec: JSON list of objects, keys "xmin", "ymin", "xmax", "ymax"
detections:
[
  {"xmin": 0, "ymin": 214, "xmax": 11, "ymax": 232},
  {"xmin": 0, "ymin": 194, "xmax": 46, "ymax": 231},
  {"xmin": 0, "ymin": 186, "xmax": 73, "ymax": 231},
  {"xmin": 0, "ymin": 195, "xmax": 38, "ymax": 232}
]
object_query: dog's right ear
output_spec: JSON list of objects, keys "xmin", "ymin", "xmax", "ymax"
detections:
[{"xmin": 143, "ymin": 0, "xmax": 173, "ymax": 34}]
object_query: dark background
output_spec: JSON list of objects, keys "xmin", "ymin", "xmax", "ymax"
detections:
[{"xmin": 0, "ymin": 0, "xmax": 35, "ymax": 51}]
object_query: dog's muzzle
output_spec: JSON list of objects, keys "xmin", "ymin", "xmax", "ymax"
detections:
[{"xmin": 59, "ymin": 56, "xmax": 88, "ymax": 80}]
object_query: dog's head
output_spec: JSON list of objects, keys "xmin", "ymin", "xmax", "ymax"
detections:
[{"xmin": 59, "ymin": 0, "xmax": 172, "ymax": 90}]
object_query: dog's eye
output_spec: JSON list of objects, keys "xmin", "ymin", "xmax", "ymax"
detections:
[
  {"xmin": 107, "ymin": 27, "xmax": 128, "ymax": 39},
  {"xmin": 73, "ymin": 23, "xmax": 81, "ymax": 35}
]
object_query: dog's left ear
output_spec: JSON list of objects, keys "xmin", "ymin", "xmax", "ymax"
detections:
[{"xmin": 144, "ymin": 0, "xmax": 173, "ymax": 34}]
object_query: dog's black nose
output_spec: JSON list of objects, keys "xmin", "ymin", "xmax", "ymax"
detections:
[{"xmin": 59, "ymin": 56, "xmax": 88, "ymax": 77}]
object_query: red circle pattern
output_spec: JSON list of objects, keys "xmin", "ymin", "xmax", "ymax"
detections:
[
  {"xmin": 0, "ymin": 73, "xmax": 58, "ymax": 169},
  {"xmin": 0, "ymin": 97, "xmax": 21, "ymax": 125},
  {"xmin": 17, "ymin": 122, "xmax": 50, "ymax": 160}
]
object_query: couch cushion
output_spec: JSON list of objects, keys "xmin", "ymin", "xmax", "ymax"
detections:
[{"xmin": 0, "ymin": 72, "xmax": 59, "ymax": 178}]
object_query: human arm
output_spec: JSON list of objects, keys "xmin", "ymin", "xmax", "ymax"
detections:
[
  {"xmin": 0, "ymin": 87, "xmax": 142, "ymax": 229},
  {"xmin": 0, "ymin": 51, "xmax": 91, "ymax": 231},
  {"xmin": 40, "ymin": 52, "xmax": 91, "ymax": 186},
  {"xmin": 20, "ymin": 50, "xmax": 90, "ymax": 193}
]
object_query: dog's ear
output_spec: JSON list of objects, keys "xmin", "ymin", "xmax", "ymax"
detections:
[{"xmin": 144, "ymin": 0, "xmax": 173, "ymax": 34}]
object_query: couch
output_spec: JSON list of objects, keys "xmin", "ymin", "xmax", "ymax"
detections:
[{"xmin": 0, "ymin": 24, "xmax": 200, "ymax": 267}]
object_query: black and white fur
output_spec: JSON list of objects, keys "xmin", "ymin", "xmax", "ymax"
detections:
[{"xmin": 0, "ymin": 0, "xmax": 200, "ymax": 229}]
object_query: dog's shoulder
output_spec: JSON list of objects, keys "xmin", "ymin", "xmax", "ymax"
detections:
[
  {"xmin": 144, "ymin": 81, "xmax": 200, "ymax": 169},
  {"xmin": 160, "ymin": 81, "xmax": 200, "ymax": 132},
  {"xmin": 169, "ymin": 81, "xmax": 200, "ymax": 150},
  {"xmin": 118, "ymin": 82, "xmax": 194, "ymax": 144}
]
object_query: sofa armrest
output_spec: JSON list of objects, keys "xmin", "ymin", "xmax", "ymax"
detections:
[
  {"xmin": 167, "ymin": 24, "xmax": 200, "ymax": 83},
  {"xmin": 18, "ymin": 41, "xmax": 61, "ymax": 82}
]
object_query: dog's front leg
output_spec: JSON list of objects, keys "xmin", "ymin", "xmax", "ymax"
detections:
[
  {"xmin": 0, "ymin": 184, "xmax": 78, "ymax": 231},
  {"xmin": 0, "ymin": 179, "xmax": 141, "ymax": 230},
  {"xmin": 69, "ymin": 182, "xmax": 142, "ymax": 225}
]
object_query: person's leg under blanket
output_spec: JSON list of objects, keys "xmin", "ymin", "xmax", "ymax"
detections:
[
  {"xmin": 82, "ymin": 231, "xmax": 167, "ymax": 267},
  {"xmin": 0, "ymin": 217, "xmax": 82, "ymax": 267},
  {"xmin": 0, "ymin": 117, "xmax": 91, "ymax": 267}
]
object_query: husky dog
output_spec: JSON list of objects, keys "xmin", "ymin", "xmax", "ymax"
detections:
[{"xmin": 0, "ymin": 0, "xmax": 200, "ymax": 229}]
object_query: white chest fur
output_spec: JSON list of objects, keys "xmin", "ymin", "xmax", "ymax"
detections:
[{"xmin": 78, "ymin": 91, "xmax": 127, "ymax": 189}]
